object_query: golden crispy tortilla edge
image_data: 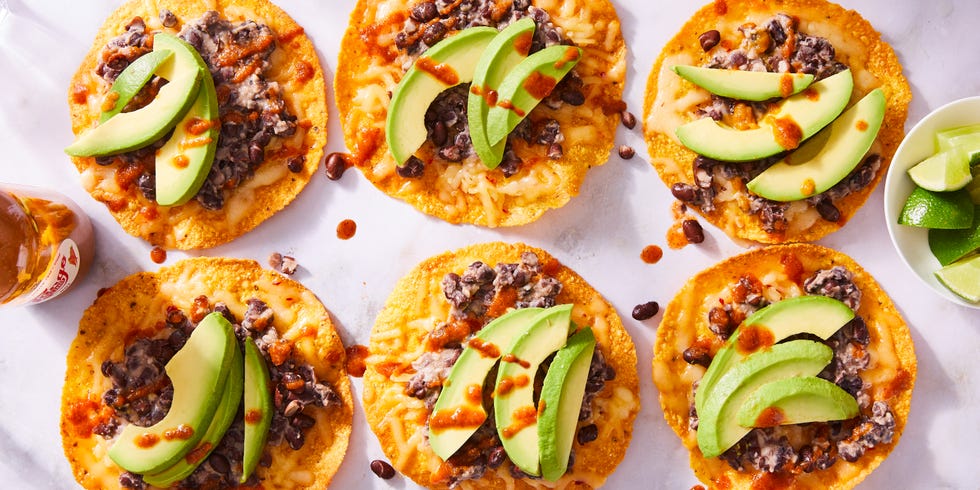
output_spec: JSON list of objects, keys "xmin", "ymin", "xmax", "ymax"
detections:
[
  {"xmin": 363, "ymin": 242, "xmax": 639, "ymax": 489},
  {"xmin": 67, "ymin": 0, "xmax": 327, "ymax": 250},
  {"xmin": 652, "ymin": 243, "xmax": 916, "ymax": 489},
  {"xmin": 642, "ymin": 0, "xmax": 911, "ymax": 244},
  {"xmin": 60, "ymin": 257, "xmax": 352, "ymax": 489},
  {"xmin": 334, "ymin": 0, "xmax": 625, "ymax": 227}
]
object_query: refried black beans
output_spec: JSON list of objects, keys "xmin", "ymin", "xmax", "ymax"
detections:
[
  {"xmin": 94, "ymin": 296, "xmax": 340, "ymax": 489},
  {"xmin": 672, "ymin": 13, "xmax": 881, "ymax": 232},
  {"xmin": 395, "ymin": 0, "xmax": 586, "ymax": 177},
  {"xmin": 684, "ymin": 267, "xmax": 896, "ymax": 475},
  {"xmin": 94, "ymin": 11, "xmax": 298, "ymax": 210},
  {"xmin": 405, "ymin": 252, "xmax": 613, "ymax": 487}
]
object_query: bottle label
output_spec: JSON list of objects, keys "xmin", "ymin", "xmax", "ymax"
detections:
[{"xmin": 14, "ymin": 239, "xmax": 81, "ymax": 306}]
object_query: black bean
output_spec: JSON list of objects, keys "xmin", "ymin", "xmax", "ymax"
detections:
[
  {"xmin": 487, "ymin": 446, "xmax": 507, "ymax": 468},
  {"xmin": 682, "ymin": 345, "xmax": 712, "ymax": 367},
  {"xmin": 421, "ymin": 22, "xmax": 447, "ymax": 46},
  {"xmin": 137, "ymin": 173, "xmax": 155, "ymax": 201},
  {"xmin": 632, "ymin": 301, "xmax": 659, "ymax": 320},
  {"xmin": 815, "ymin": 198, "xmax": 841, "ymax": 222},
  {"xmin": 324, "ymin": 152, "xmax": 347, "ymax": 181},
  {"xmin": 283, "ymin": 399, "xmax": 303, "ymax": 417},
  {"xmin": 561, "ymin": 90, "xmax": 585, "ymax": 106},
  {"xmin": 699, "ymin": 30, "xmax": 721, "ymax": 51},
  {"xmin": 293, "ymin": 412, "xmax": 316, "ymax": 429},
  {"xmin": 618, "ymin": 145, "xmax": 635, "ymax": 160},
  {"xmin": 209, "ymin": 453, "xmax": 230, "ymax": 474},
  {"xmin": 159, "ymin": 9, "xmax": 178, "ymax": 28},
  {"xmin": 397, "ymin": 156, "xmax": 425, "ymax": 178},
  {"xmin": 430, "ymin": 120, "xmax": 448, "ymax": 146},
  {"xmin": 284, "ymin": 424, "xmax": 305, "ymax": 450},
  {"xmin": 438, "ymin": 144, "xmax": 464, "ymax": 162},
  {"xmin": 410, "ymin": 2, "xmax": 438, "ymax": 22},
  {"xmin": 118, "ymin": 472, "xmax": 144, "ymax": 489},
  {"xmin": 248, "ymin": 143, "xmax": 264, "ymax": 165},
  {"xmin": 671, "ymin": 182, "xmax": 697, "ymax": 202},
  {"xmin": 370, "ymin": 459, "xmax": 397, "ymax": 479},
  {"xmin": 603, "ymin": 365, "xmax": 616, "ymax": 381},
  {"xmin": 577, "ymin": 424, "xmax": 599, "ymax": 445},
  {"xmin": 547, "ymin": 143, "xmax": 563, "ymax": 160},
  {"xmin": 620, "ymin": 111, "xmax": 637, "ymax": 130},
  {"xmin": 682, "ymin": 219, "xmax": 705, "ymax": 244},
  {"xmin": 286, "ymin": 155, "xmax": 305, "ymax": 173},
  {"xmin": 730, "ymin": 51, "xmax": 747, "ymax": 67}
]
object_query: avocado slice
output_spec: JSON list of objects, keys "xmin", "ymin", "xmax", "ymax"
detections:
[
  {"xmin": 468, "ymin": 18, "xmax": 536, "ymax": 169},
  {"xmin": 108, "ymin": 312, "xmax": 237, "ymax": 475},
  {"xmin": 735, "ymin": 376, "xmax": 859, "ymax": 428},
  {"xmin": 386, "ymin": 27, "xmax": 499, "ymax": 165},
  {"xmin": 493, "ymin": 304, "xmax": 573, "ymax": 476},
  {"xmin": 154, "ymin": 55, "xmax": 219, "ymax": 207},
  {"xmin": 697, "ymin": 340, "xmax": 833, "ymax": 458},
  {"xmin": 694, "ymin": 295, "xmax": 854, "ymax": 425},
  {"xmin": 428, "ymin": 307, "xmax": 543, "ymax": 460},
  {"xmin": 672, "ymin": 65, "xmax": 814, "ymax": 102},
  {"xmin": 538, "ymin": 326, "xmax": 596, "ymax": 482},
  {"xmin": 746, "ymin": 89, "xmax": 885, "ymax": 202},
  {"xmin": 241, "ymin": 337, "xmax": 274, "ymax": 483},
  {"xmin": 65, "ymin": 33, "xmax": 203, "ymax": 158},
  {"xmin": 486, "ymin": 45, "xmax": 582, "ymax": 147},
  {"xmin": 99, "ymin": 50, "xmax": 174, "ymax": 123},
  {"xmin": 676, "ymin": 69, "xmax": 854, "ymax": 162},
  {"xmin": 142, "ymin": 340, "xmax": 243, "ymax": 487}
]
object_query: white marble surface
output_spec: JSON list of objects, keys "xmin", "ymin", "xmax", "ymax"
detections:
[{"xmin": 0, "ymin": 0, "xmax": 978, "ymax": 488}]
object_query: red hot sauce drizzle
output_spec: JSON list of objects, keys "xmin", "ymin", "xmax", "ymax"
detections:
[
  {"xmin": 523, "ymin": 71, "xmax": 558, "ymax": 100},
  {"xmin": 771, "ymin": 115, "xmax": 803, "ymax": 150},
  {"xmin": 554, "ymin": 46, "xmax": 581, "ymax": 70},
  {"xmin": 429, "ymin": 406, "xmax": 486, "ymax": 432},
  {"xmin": 501, "ymin": 405, "xmax": 538, "ymax": 439},
  {"xmin": 245, "ymin": 409, "xmax": 264, "ymax": 425},
  {"xmin": 467, "ymin": 337, "xmax": 500, "ymax": 359},
  {"xmin": 736, "ymin": 324, "xmax": 776, "ymax": 354},
  {"xmin": 514, "ymin": 31, "xmax": 533, "ymax": 56},
  {"xmin": 778, "ymin": 74, "xmax": 795, "ymax": 98},
  {"xmin": 497, "ymin": 100, "xmax": 525, "ymax": 117},
  {"xmin": 501, "ymin": 353, "xmax": 530, "ymax": 369},
  {"xmin": 754, "ymin": 406, "xmax": 786, "ymax": 427},
  {"xmin": 416, "ymin": 56, "xmax": 459, "ymax": 85}
]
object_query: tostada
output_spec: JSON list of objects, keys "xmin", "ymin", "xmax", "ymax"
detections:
[
  {"xmin": 363, "ymin": 242, "xmax": 639, "ymax": 488},
  {"xmin": 66, "ymin": 0, "xmax": 327, "ymax": 249},
  {"xmin": 60, "ymin": 257, "xmax": 352, "ymax": 489},
  {"xmin": 336, "ymin": 0, "xmax": 626, "ymax": 227},
  {"xmin": 643, "ymin": 0, "xmax": 910, "ymax": 243},
  {"xmin": 652, "ymin": 244, "xmax": 915, "ymax": 489}
]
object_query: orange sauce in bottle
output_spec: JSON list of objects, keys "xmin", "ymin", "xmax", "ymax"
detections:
[{"xmin": 0, "ymin": 184, "xmax": 94, "ymax": 306}]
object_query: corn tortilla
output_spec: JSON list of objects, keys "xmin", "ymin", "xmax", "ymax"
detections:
[
  {"xmin": 652, "ymin": 244, "xmax": 916, "ymax": 489},
  {"xmin": 642, "ymin": 0, "xmax": 911, "ymax": 243},
  {"xmin": 336, "ymin": 0, "xmax": 626, "ymax": 227},
  {"xmin": 363, "ymin": 242, "xmax": 640, "ymax": 488},
  {"xmin": 60, "ymin": 257, "xmax": 352, "ymax": 489},
  {"xmin": 67, "ymin": 0, "xmax": 327, "ymax": 249}
]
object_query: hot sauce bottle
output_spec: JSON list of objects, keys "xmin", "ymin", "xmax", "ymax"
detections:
[{"xmin": 0, "ymin": 184, "xmax": 94, "ymax": 306}]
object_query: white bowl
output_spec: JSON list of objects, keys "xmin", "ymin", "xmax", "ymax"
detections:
[{"xmin": 884, "ymin": 96, "xmax": 980, "ymax": 309}]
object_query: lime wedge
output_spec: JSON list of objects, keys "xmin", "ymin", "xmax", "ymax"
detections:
[
  {"xmin": 907, "ymin": 146, "xmax": 972, "ymax": 191},
  {"xmin": 929, "ymin": 206, "xmax": 980, "ymax": 266},
  {"xmin": 967, "ymin": 165, "xmax": 980, "ymax": 205},
  {"xmin": 937, "ymin": 124, "xmax": 980, "ymax": 164},
  {"xmin": 935, "ymin": 254, "xmax": 980, "ymax": 303},
  {"xmin": 899, "ymin": 187, "xmax": 975, "ymax": 229}
]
